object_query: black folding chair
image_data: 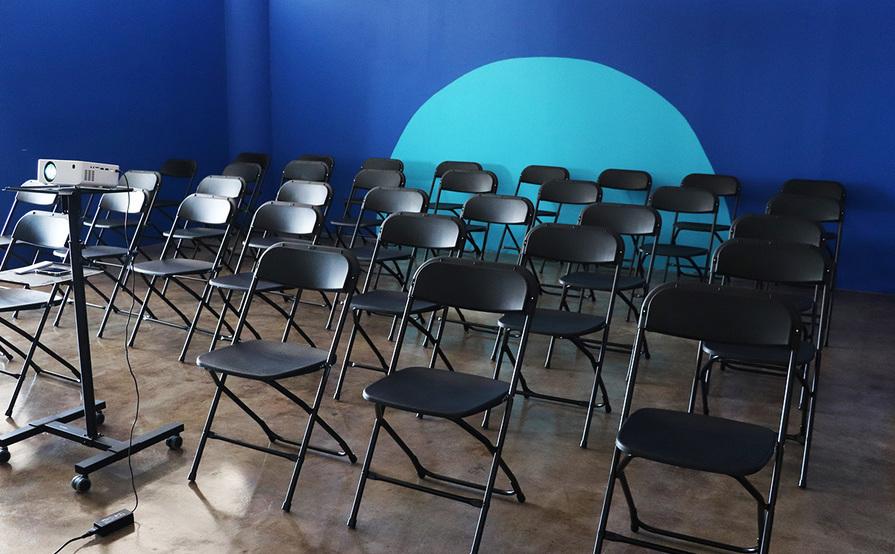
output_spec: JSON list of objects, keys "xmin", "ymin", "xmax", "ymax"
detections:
[
  {"xmin": 179, "ymin": 201, "xmax": 323, "ymax": 361},
  {"xmin": 700, "ymin": 238, "xmax": 831, "ymax": 488},
  {"xmin": 493, "ymin": 224, "xmax": 624, "ymax": 447},
  {"xmin": 348, "ymin": 257, "xmax": 539, "ymax": 554},
  {"xmin": 431, "ymin": 170, "xmax": 497, "ymax": 256},
  {"xmin": 0, "ymin": 180, "xmax": 58, "ymax": 264},
  {"xmin": 330, "ymin": 169, "xmax": 406, "ymax": 247},
  {"xmin": 560, "ymin": 203, "xmax": 661, "ymax": 356},
  {"xmin": 462, "ymin": 194, "xmax": 534, "ymax": 262},
  {"xmin": 127, "ymin": 194, "xmax": 235, "ymax": 347},
  {"xmin": 190, "ymin": 243, "xmax": 359, "ymax": 512},
  {"xmin": 55, "ymin": 186, "xmax": 152, "ymax": 329},
  {"xmin": 593, "ymin": 282, "xmax": 803, "ymax": 554},
  {"xmin": 673, "ymin": 173, "xmax": 741, "ymax": 243},
  {"xmin": 597, "ymin": 168, "xmax": 652, "ymax": 203},
  {"xmin": 426, "ymin": 160, "xmax": 483, "ymax": 203},
  {"xmin": 0, "ymin": 212, "xmax": 78, "ymax": 415},
  {"xmin": 640, "ymin": 186, "xmax": 718, "ymax": 282},
  {"xmin": 495, "ymin": 165, "xmax": 567, "ymax": 259},
  {"xmin": 325, "ymin": 186, "xmax": 428, "ymax": 329},
  {"xmin": 362, "ymin": 157, "xmax": 404, "ymax": 171},
  {"xmin": 767, "ymin": 191, "xmax": 844, "ymax": 345},
  {"xmin": 332, "ymin": 212, "xmax": 466, "ymax": 400},
  {"xmin": 295, "ymin": 154, "xmax": 334, "ymax": 179},
  {"xmin": 153, "ymin": 159, "xmax": 198, "ymax": 236}
]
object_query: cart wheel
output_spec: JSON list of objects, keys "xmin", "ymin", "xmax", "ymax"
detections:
[
  {"xmin": 166, "ymin": 435, "xmax": 183, "ymax": 450},
  {"xmin": 71, "ymin": 474, "xmax": 91, "ymax": 493}
]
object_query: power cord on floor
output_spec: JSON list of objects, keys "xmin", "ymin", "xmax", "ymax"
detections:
[{"xmin": 52, "ymin": 172, "xmax": 140, "ymax": 553}]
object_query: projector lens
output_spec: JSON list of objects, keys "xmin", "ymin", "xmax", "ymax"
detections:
[{"xmin": 43, "ymin": 161, "xmax": 57, "ymax": 182}]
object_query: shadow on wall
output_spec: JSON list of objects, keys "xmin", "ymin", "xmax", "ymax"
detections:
[{"xmin": 392, "ymin": 57, "xmax": 728, "ymax": 251}]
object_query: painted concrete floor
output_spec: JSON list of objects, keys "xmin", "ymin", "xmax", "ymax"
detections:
[{"xmin": 0, "ymin": 274, "xmax": 892, "ymax": 553}]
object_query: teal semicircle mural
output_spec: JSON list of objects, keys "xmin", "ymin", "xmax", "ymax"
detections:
[{"xmin": 392, "ymin": 56, "xmax": 728, "ymax": 251}]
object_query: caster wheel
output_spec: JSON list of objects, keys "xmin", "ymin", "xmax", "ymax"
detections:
[
  {"xmin": 165, "ymin": 435, "xmax": 183, "ymax": 450},
  {"xmin": 95, "ymin": 411, "xmax": 105, "ymax": 425},
  {"xmin": 0, "ymin": 447, "xmax": 10, "ymax": 464},
  {"xmin": 71, "ymin": 474, "xmax": 91, "ymax": 493}
]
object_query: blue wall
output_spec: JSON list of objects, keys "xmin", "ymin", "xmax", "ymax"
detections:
[
  {"xmin": 268, "ymin": 0, "xmax": 895, "ymax": 293},
  {"xmin": 0, "ymin": 0, "xmax": 231, "ymax": 205},
  {"xmin": 2, "ymin": 1, "xmax": 892, "ymax": 292}
]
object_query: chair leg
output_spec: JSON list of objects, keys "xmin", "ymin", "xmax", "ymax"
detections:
[
  {"xmin": 4, "ymin": 304, "xmax": 53, "ymax": 416},
  {"xmin": 592, "ymin": 448, "xmax": 624, "ymax": 554},
  {"xmin": 578, "ymin": 337, "xmax": 610, "ymax": 448},
  {"xmin": 97, "ymin": 264, "xmax": 129, "ymax": 338},
  {"xmin": 281, "ymin": 367, "xmax": 331, "ymax": 512},
  {"xmin": 127, "ymin": 276, "xmax": 157, "ymax": 347},
  {"xmin": 179, "ymin": 282, "xmax": 214, "ymax": 362},
  {"xmin": 798, "ymin": 359, "xmax": 820, "ymax": 489},
  {"xmin": 347, "ymin": 404, "xmax": 385, "ymax": 529},
  {"xmin": 470, "ymin": 397, "xmax": 515, "ymax": 554},
  {"xmin": 52, "ymin": 286, "xmax": 72, "ymax": 328},
  {"xmin": 333, "ymin": 309, "xmax": 361, "ymax": 401},
  {"xmin": 483, "ymin": 329, "xmax": 510, "ymax": 429},
  {"xmin": 188, "ymin": 373, "xmax": 227, "ymax": 481}
]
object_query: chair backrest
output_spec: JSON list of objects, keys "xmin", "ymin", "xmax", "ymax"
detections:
[
  {"xmin": 360, "ymin": 186, "xmax": 427, "ymax": 215},
  {"xmin": 439, "ymin": 170, "xmax": 498, "ymax": 194},
  {"xmin": 276, "ymin": 180, "xmax": 332, "ymax": 208},
  {"xmin": 649, "ymin": 186, "xmax": 717, "ymax": 214},
  {"xmin": 379, "ymin": 212, "xmax": 465, "ymax": 251},
  {"xmin": 766, "ymin": 192, "xmax": 843, "ymax": 223},
  {"xmin": 597, "ymin": 169, "xmax": 652, "ymax": 192},
  {"xmin": 297, "ymin": 154, "xmax": 334, "ymax": 175},
  {"xmin": 354, "ymin": 168, "xmax": 405, "ymax": 190},
  {"xmin": 434, "ymin": 160, "xmax": 482, "ymax": 178},
  {"xmin": 233, "ymin": 152, "xmax": 271, "ymax": 173},
  {"xmin": 681, "ymin": 173, "xmax": 740, "ymax": 197},
  {"xmin": 13, "ymin": 179, "xmax": 57, "ymax": 206},
  {"xmin": 462, "ymin": 194, "xmax": 533, "ymax": 226},
  {"xmin": 98, "ymin": 190, "xmax": 148, "ymax": 215},
  {"xmin": 641, "ymin": 282, "xmax": 801, "ymax": 348},
  {"xmin": 579, "ymin": 203, "xmax": 660, "ymax": 237},
  {"xmin": 223, "ymin": 162, "xmax": 262, "ymax": 186},
  {"xmin": 282, "ymin": 160, "xmax": 330, "ymax": 183},
  {"xmin": 9, "ymin": 211, "xmax": 69, "ymax": 250},
  {"xmin": 363, "ymin": 157, "xmax": 404, "ymax": 171},
  {"xmin": 196, "ymin": 175, "xmax": 245, "ymax": 200},
  {"xmin": 251, "ymin": 201, "xmax": 321, "ymax": 238},
  {"xmin": 538, "ymin": 179, "xmax": 602, "ymax": 205},
  {"xmin": 256, "ymin": 243, "xmax": 360, "ymax": 293},
  {"xmin": 782, "ymin": 179, "xmax": 845, "ymax": 203},
  {"xmin": 519, "ymin": 165, "xmax": 569, "ymax": 186},
  {"xmin": 731, "ymin": 214, "xmax": 823, "ymax": 246},
  {"xmin": 121, "ymin": 170, "xmax": 161, "ymax": 193},
  {"xmin": 416, "ymin": 257, "xmax": 539, "ymax": 315},
  {"xmin": 523, "ymin": 223, "xmax": 624, "ymax": 266},
  {"xmin": 712, "ymin": 239, "xmax": 830, "ymax": 286},
  {"xmin": 160, "ymin": 159, "xmax": 197, "ymax": 179},
  {"xmin": 176, "ymin": 193, "xmax": 235, "ymax": 226}
]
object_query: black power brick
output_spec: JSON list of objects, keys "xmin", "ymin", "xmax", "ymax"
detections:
[{"xmin": 92, "ymin": 510, "xmax": 135, "ymax": 536}]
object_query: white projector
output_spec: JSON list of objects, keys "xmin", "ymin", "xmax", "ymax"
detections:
[{"xmin": 37, "ymin": 159, "xmax": 120, "ymax": 186}]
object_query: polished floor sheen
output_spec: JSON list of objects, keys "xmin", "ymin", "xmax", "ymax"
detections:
[{"xmin": 0, "ymin": 270, "xmax": 892, "ymax": 553}]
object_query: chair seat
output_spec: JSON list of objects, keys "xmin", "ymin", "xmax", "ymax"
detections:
[
  {"xmin": 330, "ymin": 218, "xmax": 380, "ymax": 229},
  {"xmin": 132, "ymin": 258, "xmax": 214, "ymax": 276},
  {"xmin": 498, "ymin": 308, "xmax": 607, "ymax": 338},
  {"xmin": 702, "ymin": 340, "xmax": 816, "ymax": 367},
  {"xmin": 535, "ymin": 209, "xmax": 558, "ymax": 218},
  {"xmin": 82, "ymin": 245, "xmax": 130, "ymax": 260},
  {"xmin": 363, "ymin": 367, "xmax": 509, "ymax": 418},
  {"xmin": 209, "ymin": 272, "xmax": 283, "ymax": 292},
  {"xmin": 560, "ymin": 271, "xmax": 645, "ymax": 292},
  {"xmin": 246, "ymin": 236, "xmax": 312, "ymax": 250},
  {"xmin": 0, "ymin": 288, "xmax": 59, "ymax": 312},
  {"xmin": 640, "ymin": 243, "xmax": 708, "ymax": 258},
  {"xmin": 350, "ymin": 245, "xmax": 412, "ymax": 262},
  {"xmin": 769, "ymin": 291, "xmax": 814, "ymax": 313},
  {"xmin": 617, "ymin": 408, "xmax": 776, "ymax": 476},
  {"xmin": 350, "ymin": 290, "xmax": 437, "ymax": 315},
  {"xmin": 197, "ymin": 340, "xmax": 328, "ymax": 381},
  {"xmin": 673, "ymin": 222, "xmax": 730, "ymax": 234},
  {"xmin": 464, "ymin": 224, "xmax": 487, "ymax": 234},
  {"xmin": 432, "ymin": 202, "xmax": 462, "ymax": 212},
  {"xmin": 164, "ymin": 227, "xmax": 225, "ymax": 240},
  {"xmin": 83, "ymin": 217, "xmax": 126, "ymax": 229}
]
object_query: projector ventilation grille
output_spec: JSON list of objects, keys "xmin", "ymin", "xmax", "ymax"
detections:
[{"xmin": 84, "ymin": 169, "xmax": 95, "ymax": 182}]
